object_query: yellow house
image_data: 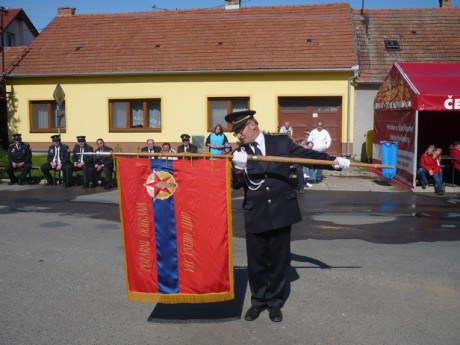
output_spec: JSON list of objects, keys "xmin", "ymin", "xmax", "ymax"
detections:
[{"xmin": 7, "ymin": 2, "xmax": 357, "ymax": 156}]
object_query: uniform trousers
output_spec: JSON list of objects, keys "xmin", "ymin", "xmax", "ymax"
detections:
[
  {"xmin": 6, "ymin": 161, "xmax": 32, "ymax": 182},
  {"xmin": 246, "ymin": 226, "xmax": 291, "ymax": 309},
  {"xmin": 41, "ymin": 162, "xmax": 73, "ymax": 185}
]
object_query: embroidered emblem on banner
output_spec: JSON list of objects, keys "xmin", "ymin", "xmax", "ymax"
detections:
[{"xmin": 145, "ymin": 170, "xmax": 177, "ymax": 200}]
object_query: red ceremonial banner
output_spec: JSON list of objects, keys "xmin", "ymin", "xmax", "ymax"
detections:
[{"xmin": 116, "ymin": 156, "xmax": 234, "ymax": 303}]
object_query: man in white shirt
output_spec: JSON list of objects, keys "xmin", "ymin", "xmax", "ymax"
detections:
[
  {"xmin": 307, "ymin": 121, "xmax": 331, "ymax": 182},
  {"xmin": 279, "ymin": 121, "xmax": 293, "ymax": 138}
]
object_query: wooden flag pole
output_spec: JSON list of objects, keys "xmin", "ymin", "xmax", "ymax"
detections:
[{"xmin": 80, "ymin": 151, "xmax": 394, "ymax": 169}]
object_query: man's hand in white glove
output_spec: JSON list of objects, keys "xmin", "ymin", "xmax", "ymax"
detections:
[
  {"xmin": 232, "ymin": 150, "xmax": 248, "ymax": 170},
  {"xmin": 333, "ymin": 156, "xmax": 351, "ymax": 170}
]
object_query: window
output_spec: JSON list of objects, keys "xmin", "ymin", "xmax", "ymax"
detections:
[
  {"xmin": 312, "ymin": 97, "xmax": 340, "ymax": 112},
  {"xmin": 29, "ymin": 101, "xmax": 66, "ymax": 132},
  {"xmin": 208, "ymin": 97, "xmax": 249, "ymax": 131},
  {"xmin": 6, "ymin": 32, "xmax": 15, "ymax": 47},
  {"xmin": 384, "ymin": 39, "xmax": 400, "ymax": 50},
  {"xmin": 109, "ymin": 99, "xmax": 161, "ymax": 132}
]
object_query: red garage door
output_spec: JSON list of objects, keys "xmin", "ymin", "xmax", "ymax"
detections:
[{"xmin": 278, "ymin": 97, "xmax": 342, "ymax": 157}]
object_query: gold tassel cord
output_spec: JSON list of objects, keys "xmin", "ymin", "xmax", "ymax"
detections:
[{"xmin": 78, "ymin": 151, "xmax": 394, "ymax": 169}]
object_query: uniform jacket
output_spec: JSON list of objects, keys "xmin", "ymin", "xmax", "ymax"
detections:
[
  {"xmin": 8, "ymin": 142, "xmax": 32, "ymax": 163},
  {"xmin": 233, "ymin": 134, "xmax": 335, "ymax": 233},
  {"xmin": 140, "ymin": 146, "xmax": 161, "ymax": 153},
  {"xmin": 94, "ymin": 145, "xmax": 114, "ymax": 167},
  {"xmin": 47, "ymin": 143, "xmax": 71, "ymax": 164},
  {"xmin": 177, "ymin": 144, "xmax": 198, "ymax": 153},
  {"xmin": 72, "ymin": 144, "xmax": 95, "ymax": 165}
]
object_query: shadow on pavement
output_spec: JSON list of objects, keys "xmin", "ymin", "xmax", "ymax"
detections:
[{"xmin": 148, "ymin": 267, "xmax": 248, "ymax": 323}]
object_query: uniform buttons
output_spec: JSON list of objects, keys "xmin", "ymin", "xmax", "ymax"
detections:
[
  {"xmin": 266, "ymin": 187, "xmax": 270, "ymax": 191},
  {"xmin": 265, "ymin": 174, "xmax": 268, "ymax": 178},
  {"xmin": 268, "ymin": 199, "xmax": 272, "ymax": 203}
]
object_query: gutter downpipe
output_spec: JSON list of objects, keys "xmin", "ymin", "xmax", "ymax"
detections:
[{"xmin": 347, "ymin": 65, "xmax": 359, "ymax": 157}]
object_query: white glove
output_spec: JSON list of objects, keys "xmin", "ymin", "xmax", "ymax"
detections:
[
  {"xmin": 232, "ymin": 150, "xmax": 248, "ymax": 170},
  {"xmin": 333, "ymin": 157, "xmax": 350, "ymax": 170}
]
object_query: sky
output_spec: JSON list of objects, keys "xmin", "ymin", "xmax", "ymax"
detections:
[{"xmin": 3, "ymin": 0, "xmax": 459, "ymax": 32}]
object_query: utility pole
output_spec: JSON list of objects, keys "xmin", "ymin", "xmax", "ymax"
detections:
[{"xmin": 0, "ymin": 6, "xmax": 9, "ymax": 149}]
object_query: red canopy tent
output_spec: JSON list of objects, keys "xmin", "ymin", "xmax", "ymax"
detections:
[{"xmin": 372, "ymin": 63, "xmax": 460, "ymax": 189}]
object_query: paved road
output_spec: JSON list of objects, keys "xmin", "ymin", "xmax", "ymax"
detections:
[{"xmin": 1, "ymin": 180, "xmax": 459, "ymax": 345}]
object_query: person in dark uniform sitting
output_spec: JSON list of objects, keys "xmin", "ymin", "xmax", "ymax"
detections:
[
  {"xmin": 226, "ymin": 110, "xmax": 350, "ymax": 323},
  {"xmin": 72, "ymin": 136, "xmax": 97, "ymax": 188},
  {"xmin": 41, "ymin": 135, "xmax": 73, "ymax": 187},
  {"xmin": 6, "ymin": 133, "xmax": 32, "ymax": 185},
  {"xmin": 177, "ymin": 134, "xmax": 198, "ymax": 154},
  {"xmin": 94, "ymin": 138, "xmax": 114, "ymax": 189},
  {"xmin": 140, "ymin": 139, "xmax": 161, "ymax": 153}
]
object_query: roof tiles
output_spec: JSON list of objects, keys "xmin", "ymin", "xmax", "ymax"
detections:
[
  {"xmin": 10, "ymin": 3, "xmax": 357, "ymax": 76},
  {"xmin": 353, "ymin": 8, "xmax": 460, "ymax": 83}
]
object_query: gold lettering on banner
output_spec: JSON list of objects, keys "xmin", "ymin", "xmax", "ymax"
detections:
[
  {"xmin": 137, "ymin": 202, "xmax": 150, "ymax": 238},
  {"xmin": 138, "ymin": 239, "xmax": 151, "ymax": 271},
  {"xmin": 136, "ymin": 203, "xmax": 151, "ymax": 271},
  {"xmin": 181, "ymin": 212, "xmax": 195, "ymax": 272}
]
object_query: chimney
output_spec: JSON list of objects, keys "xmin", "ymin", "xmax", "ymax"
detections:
[
  {"xmin": 439, "ymin": 0, "xmax": 451, "ymax": 8},
  {"xmin": 225, "ymin": 0, "xmax": 241, "ymax": 10},
  {"xmin": 58, "ymin": 7, "xmax": 76, "ymax": 16}
]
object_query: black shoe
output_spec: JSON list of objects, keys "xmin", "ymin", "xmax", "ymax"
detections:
[
  {"xmin": 8, "ymin": 181, "xmax": 16, "ymax": 185},
  {"xmin": 45, "ymin": 180, "xmax": 54, "ymax": 186},
  {"xmin": 244, "ymin": 306, "xmax": 266, "ymax": 321},
  {"xmin": 422, "ymin": 185, "xmax": 427, "ymax": 189},
  {"xmin": 82, "ymin": 184, "xmax": 89, "ymax": 189},
  {"xmin": 64, "ymin": 183, "xmax": 72, "ymax": 188},
  {"xmin": 104, "ymin": 184, "xmax": 113, "ymax": 189},
  {"xmin": 268, "ymin": 307, "xmax": 283, "ymax": 322}
]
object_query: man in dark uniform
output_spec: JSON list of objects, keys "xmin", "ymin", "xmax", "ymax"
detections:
[
  {"xmin": 177, "ymin": 134, "xmax": 198, "ymax": 153},
  {"xmin": 6, "ymin": 133, "xmax": 32, "ymax": 185},
  {"xmin": 41, "ymin": 135, "xmax": 73, "ymax": 187},
  {"xmin": 72, "ymin": 136, "xmax": 97, "ymax": 188},
  {"xmin": 225, "ymin": 110, "xmax": 350, "ymax": 323},
  {"xmin": 94, "ymin": 138, "xmax": 114, "ymax": 189},
  {"xmin": 140, "ymin": 139, "xmax": 161, "ymax": 153}
]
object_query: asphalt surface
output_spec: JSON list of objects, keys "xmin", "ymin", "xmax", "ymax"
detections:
[{"xmin": 1, "ymin": 169, "xmax": 459, "ymax": 345}]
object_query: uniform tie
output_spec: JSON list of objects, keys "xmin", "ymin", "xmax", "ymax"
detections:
[
  {"xmin": 251, "ymin": 142, "xmax": 263, "ymax": 156},
  {"xmin": 54, "ymin": 147, "xmax": 60, "ymax": 164}
]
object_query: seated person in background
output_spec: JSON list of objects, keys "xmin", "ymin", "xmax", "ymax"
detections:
[
  {"xmin": 177, "ymin": 134, "xmax": 198, "ymax": 153},
  {"xmin": 206, "ymin": 125, "xmax": 228, "ymax": 155},
  {"xmin": 223, "ymin": 142, "xmax": 232, "ymax": 155},
  {"xmin": 279, "ymin": 121, "xmax": 293, "ymax": 138},
  {"xmin": 72, "ymin": 136, "xmax": 97, "ymax": 188},
  {"xmin": 141, "ymin": 139, "xmax": 161, "ymax": 153},
  {"xmin": 294, "ymin": 139, "xmax": 314, "ymax": 192},
  {"xmin": 41, "ymin": 135, "xmax": 73, "ymax": 187},
  {"xmin": 6, "ymin": 133, "xmax": 32, "ymax": 185},
  {"xmin": 418, "ymin": 145, "xmax": 444, "ymax": 195},
  {"xmin": 449, "ymin": 141, "xmax": 460, "ymax": 175},
  {"xmin": 161, "ymin": 142, "xmax": 178, "ymax": 160},
  {"xmin": 94, "ymin": 138, "xmax": 114, "ymax": 189}
]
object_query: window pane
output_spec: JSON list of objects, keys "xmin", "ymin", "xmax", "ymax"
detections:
[
  {"xmin": 231, "ymin": 100, "xmax": 248, "ymax": 112},
  {"xmin": 113, "ymin": 101, "xmax": 127, "ymax": 128},
  {"xmin": 130, "ymin": 101, "xmax": 144, "ymax": 128},
  {"xmin": 312, "ymin": 98, "xmax": 340, "ymax": 112},
  {"xmin": 210, "ymin": 100, "xmax": 227, "ymax": 128},
  {"xmin": 33, "ymin": 103, "xmax": 48, "ymax": 129},
  {"xmin": 147, "ymin": 101, "xmax": 161, "ymax": 128}
]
